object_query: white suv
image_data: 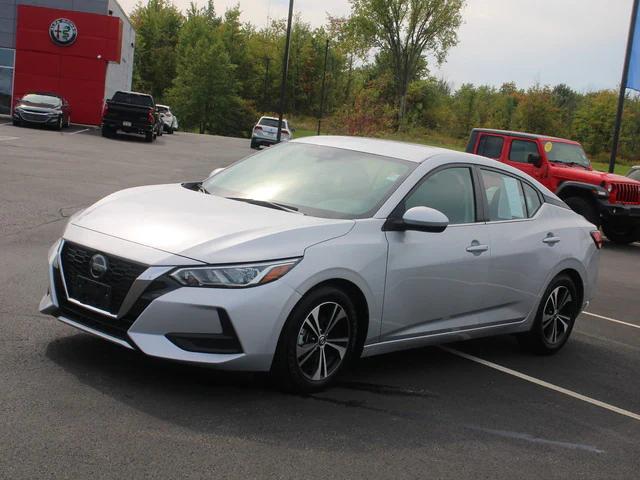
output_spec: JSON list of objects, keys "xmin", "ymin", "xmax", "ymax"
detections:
[
  {"xmin": 157, "ymin": 104, "xmax": 178, "ymax": 134},
  {"xmin": 251, "ymin": 116, "xmax": 292, "ymax": 149}
]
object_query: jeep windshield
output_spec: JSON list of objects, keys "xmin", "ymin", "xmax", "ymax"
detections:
[{"xmin": 546, "ymin": 142, "xmax": 591, "ymax": 169}]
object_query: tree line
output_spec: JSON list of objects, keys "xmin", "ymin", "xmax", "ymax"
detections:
[{"xmin": 131, "ymin": 0, "xmax": 640, "ymax": 162}]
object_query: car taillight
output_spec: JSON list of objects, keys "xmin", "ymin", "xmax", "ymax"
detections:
[
  {"xmin": 254, "ymin": 125, "xmax": 262, "ymax": 132},
  {"xmin": 148, "ymin": 109, "xmax": 155, "ymax": 123},
  {"xmin": 590, "ymin": 230, "xmax": 603, "ymax": 249},
  {"xmin": 102, "ymin": 103, "xmax": 109, "ymax": 116}
]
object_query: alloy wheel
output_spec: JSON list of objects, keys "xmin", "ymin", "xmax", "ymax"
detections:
[
  {"xmin": 296, "ymin": 302, "xmax": 351, "ymax": 381},
  {"xmin": 542, "ymin": 286, "xmax": 574, "ymax": 345}
]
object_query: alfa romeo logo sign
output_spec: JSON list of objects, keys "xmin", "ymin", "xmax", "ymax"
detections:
[{"xmin": 49, "ymin": 18, "xmax": 78, "ymax": 46}]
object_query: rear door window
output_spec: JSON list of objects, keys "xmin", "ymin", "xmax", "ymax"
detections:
[
  {"xmin": 522, "ymin": 183, "xmax": 542, "ymax": 217},
  {"xmin": 509, "ymin": 140, "xmax": 539, "ymax": 163},
  {"xmin": 481, "ymin": 169, "xmax": 527, "ymax": 221},
  {"xmin": 477, "ymin": 135, "xmax": 504, "ymax": 159}
]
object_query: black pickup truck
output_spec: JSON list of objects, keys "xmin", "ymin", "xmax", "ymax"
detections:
[{"xmin": 101, "ymin": 91, "xmax": 160, "ymax": 142}]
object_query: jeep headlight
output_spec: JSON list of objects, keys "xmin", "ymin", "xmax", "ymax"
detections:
[{"xmin": 170, "ymin": 259, "xmax": 300, "ymax": 288}]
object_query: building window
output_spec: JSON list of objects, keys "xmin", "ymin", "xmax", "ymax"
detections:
[{"xmin": 0, "ymin": 48, "xmax": 15, "ymax": 115}]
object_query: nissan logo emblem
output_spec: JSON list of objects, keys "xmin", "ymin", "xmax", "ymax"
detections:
[{"xmin": 89, "ymin": 254, "xmax": 108, "ymax": 279}]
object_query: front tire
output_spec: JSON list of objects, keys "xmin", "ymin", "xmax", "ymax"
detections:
[
  {"xmin": 518, "ymin": 274, "xmax": 578, "ymax": 355},
  {"xmin": 55, "ymin": 116, "xmax": 63, "ymax": 130},
  {"xmin": 272, "ymin": 286, "xmax": 358, "ymax": 393},
  {"xmin": 564, "ymin": 196, "xmax": 600, "ymax": 227},
  {"xmin": 602, "ymin": 222, "xmax": 637, "ymax": 244}
]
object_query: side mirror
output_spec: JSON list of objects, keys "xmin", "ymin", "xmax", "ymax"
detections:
[
  {"xmin": 208, "ymin": 167, "xmax": 225, "ymax": 178},
  {"xmin": 385, "ymin": 206, "xmax": 449, "ymax": 233},
  {"xmin": 527, "ymin": 153, "xmax": 542, "ymax": 167}
]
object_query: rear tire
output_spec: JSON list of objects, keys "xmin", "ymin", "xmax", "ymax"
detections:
[
  {"xmin": 271, "ymin": 286, "xmax": 358, "ymax": 393},
  {"xmin": 101, "ymin": 126, "xmax": 113, "ymax": 138},
  {"xmin": 518, "ymin": 274, "xmax": 578, "ymax": 355},
  {"xmin": 602, "ymin": 223, "xmax": 637, "ymax": 244},
  {"xmin": 250, "ymin": 139, "xmax": 259, "ymax": 149},
  {"xmin": 145, "ymin": 131, "xmax": 153, "ymax": 142},
  {"xmin": 12, "ymin": 118, "xmax": 20, "ymax": 127},
  {"xmin": 564, "ymin": 196, "xmax": 600, "ymax": 227}
]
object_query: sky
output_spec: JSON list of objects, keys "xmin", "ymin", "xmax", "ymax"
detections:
[{"xmin": 118, "ymin": 0, "xmax": 634, "ymax": 92}]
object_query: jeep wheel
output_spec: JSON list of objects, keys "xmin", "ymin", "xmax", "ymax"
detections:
[
  {"xmin": 602, "ymin": 223, "xmax": 637, "ymax": 245},
  {"xmin": 564, "ymin": 196, "xmax": 600, "ymax": 227}
]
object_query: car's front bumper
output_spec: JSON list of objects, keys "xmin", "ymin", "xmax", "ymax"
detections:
[
  {"xmin": 40, "ymin": 239, "xmax": 301, "ymax": 371},
  {"xmin": 14, "ymin": 110, "xmax": 60, "ymax": 125},
  {"xmin": 597, "ymin": 201, "xmax": 640, "ymax": 231}
]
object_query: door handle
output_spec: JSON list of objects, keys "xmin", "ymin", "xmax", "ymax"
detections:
[
  {"xmin": 543, "ymin": 234, "xmax": 561, "ymax": 245},
  {"xmin": 466, "ymin": 242, "xmax": 489, "ymax": 254}
]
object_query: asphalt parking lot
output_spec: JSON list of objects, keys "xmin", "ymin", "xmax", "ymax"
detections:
[{"xmin": 1, "ymin": 121, "xmax": 639, "ymax": 479}]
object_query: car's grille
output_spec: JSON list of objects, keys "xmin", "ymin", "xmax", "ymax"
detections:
[
  {"xmin": 614, "ymin": 183, "xmax": 640, "ymax": 204},
  {"xmin": 54, "ymin": 266, "xmax": 178, "ymax": 342},
  {"xmin": 60, "ymin": 242, "xmax": 147, "ymax": 315},
  {"xmin": 19, "ymin": 110, "xmax": 50, "ymax": 123}
]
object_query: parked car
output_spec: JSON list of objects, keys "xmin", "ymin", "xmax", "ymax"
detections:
[
  {"xmin": 40, "ymin": 137, "xmax": 600, "ymax": 392},
  {"xmin": 250, "ymin": 116, "xmax": 292, "ymax": 149},
  {"xmin": 12, "ymin": 92, "xmax": 71, "ymax": 130},
  {"xmin": 467, "ymin": 129, "xmax": 640, "ymax": 244},
  {"xmin": 157, "ymin": 104, "xmax": 178, "ymax": 134},
  {"xmin": 628, "ymin": 166, "xmax": 640, "ymax": 182},
  {"xmin": 101, "ymin": 91, "xmax": 159, "ymax": 142}
]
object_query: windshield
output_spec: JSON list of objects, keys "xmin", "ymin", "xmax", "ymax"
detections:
[
  {"xmin": 628, "ymin": 169, "xmax": 640, "ymax": 181},
  {"xmin": 259, "ymin": 118, "xmax": 283, "ymax": 128},
  {"xmin": 203, "ymin": 143, "xmax": 415, "ymax": 219},
  {"xmin": 546, "ymin": 142, "xmax": 591, "ymax": 168},
  {"xmin": 21, "ymin": 94, "xmax": 61, "ymax": 107}
]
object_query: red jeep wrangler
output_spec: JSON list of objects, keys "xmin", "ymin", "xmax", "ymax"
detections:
[{"xmin": 467, "ymin": 129, "xmax": 640, "ymax": 244}]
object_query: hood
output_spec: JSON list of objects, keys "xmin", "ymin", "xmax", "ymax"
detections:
[
  {"xmin": 550, "ymin": 164, "xmax": 640, "ymax": 186},
  {"xmin": 70, "ymin": 184, "xmax": 354, "ymax": 264},
  {"xmin": 18, "ymin": 103, "xmax": 58, "ymax": 112}
]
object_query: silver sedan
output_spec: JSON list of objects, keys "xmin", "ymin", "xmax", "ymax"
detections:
[{"xmin": 40, "ymin": 136, "xmax": 601, "ymax": 392}]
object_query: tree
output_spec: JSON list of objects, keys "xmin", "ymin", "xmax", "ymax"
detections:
[
  {"xmin": 166, "ymin": 7, "xmax": 238, "ymax": 134},
  {"xmin": 349, "ymin": 0, "xmax": 464, "ymax": 127},
  {"xmin": 513, "ymin": 85, "xmax": 562, "ymax": 135},
  {"xmin": 130, "ymin": 0, "xmax": 183, "ymax": 101}
]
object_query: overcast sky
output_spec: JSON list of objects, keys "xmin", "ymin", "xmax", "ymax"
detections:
[{"xmin": 119, "ymin": 0, "xmax": 634, "ymax": 92}]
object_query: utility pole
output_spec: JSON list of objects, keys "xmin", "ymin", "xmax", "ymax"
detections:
[
  {"xmin": 276, "ymin": 0, "xmax": 294, "ymax": 143},
  {"xmin": 610, "ymin": 0, "xmax": 640, "ymax": 173},
  {"xmin": 263, "ymin": 57, "xmax": 270, "ymax": 111},
  {"xmin": 317, "ymin": 39, "xmax": 329, "ymax": 135}
]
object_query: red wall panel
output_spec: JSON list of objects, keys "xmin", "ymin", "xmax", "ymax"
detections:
[{"xmin": 13, "ymin": 5, "xmax": 123, "ymax": 125}]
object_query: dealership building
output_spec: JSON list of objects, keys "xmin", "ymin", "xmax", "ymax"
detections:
[{"xmin": 0, "ymin": 0, "xmax": 135, "ymax": 124}]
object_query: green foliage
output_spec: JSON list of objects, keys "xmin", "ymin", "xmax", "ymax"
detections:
[
  {"xmin": 348, "ymin": 0, "xmax": 465, "ymax": 125},
  {"xmin": 130, "ymin": 0, "xmax": 183, "ymax": 101},
  {"xmin": 128, "ymin": 0, "xmax": 640, "ymax": 163}
]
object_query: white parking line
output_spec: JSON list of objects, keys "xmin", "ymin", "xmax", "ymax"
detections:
[
  {"xmin": 67, "ymin": 128, "xmax": 90, "ymax": 135},
  {"xmin": 0, "ymin": 122, "xmax": 11, "ymax": 126},
  {"xmin": 0, "ymin": 136, "xmax": 19, "ymax": 141},
  {"xmin": 583, "ymin": 311, "xmax": 640, "ymax": 330},
  {"xmin": 440, "ymin": 346, "xmax": 640, "ymax": 422}
]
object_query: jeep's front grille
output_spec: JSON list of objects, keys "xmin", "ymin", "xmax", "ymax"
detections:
[
  {"xmin": 60, "ymin": 242, "xmax": 147, "ymax": 315},
  {"xmin": 614, "ymin": 183, "xmax": 640, "ymax": 204}
]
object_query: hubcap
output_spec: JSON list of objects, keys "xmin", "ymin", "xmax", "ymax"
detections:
[
  {"xmin": 542, "ymin": 286, "xmax": 574, "ymax": 345},
  {"xmin": 296, "ymin": 301, "xmax": 350, "ymax": 381}
]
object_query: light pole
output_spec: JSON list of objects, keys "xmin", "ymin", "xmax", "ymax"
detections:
[
  {"xmin": 317, "ymin": 38, "xmax": 329, "ymax": 135},
  {"xmin": 276, "ymin": 0, "xmax": 294, "ymax": 143}
]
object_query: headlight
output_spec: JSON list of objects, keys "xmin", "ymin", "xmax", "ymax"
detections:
[{"xmin": 170, "ymin": 258, "xmax": 301, "ymax": 288}]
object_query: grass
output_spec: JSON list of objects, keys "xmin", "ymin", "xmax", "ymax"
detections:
[{"xmin": 591, "ymin": 161, "xmax": 632, "ymax": 176}]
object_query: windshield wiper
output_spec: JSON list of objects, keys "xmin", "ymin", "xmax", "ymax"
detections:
[
  {"xmin": 198, "ymin": 183, "xmax": 209, "ymax": 194},
  {"xmin": 225, "ymin": 197, "xmax": 302, "ymax": 214}
]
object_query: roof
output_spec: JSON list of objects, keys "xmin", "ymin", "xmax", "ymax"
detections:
[
  {"xmin": 260, "ymin": 116, "xmax": 288, "ymax": 121},
  {"xmin": 292, "ymin": 136, "xmax": 447, "ymax": 163},
  {"xmin": 471, "ymin": 128, "xmax": 579, "ymax": 143}
]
